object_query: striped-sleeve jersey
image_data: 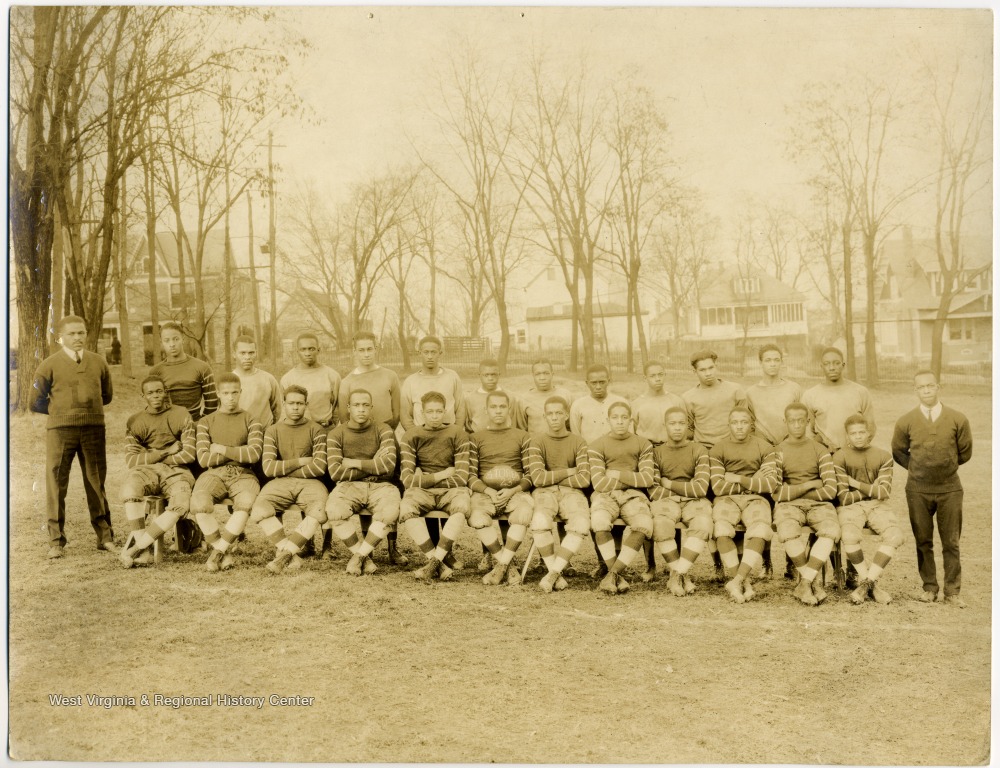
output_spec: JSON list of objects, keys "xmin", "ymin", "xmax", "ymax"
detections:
[
  {"xmin": 526, "ymin": 433, "xmax": 590, "ymax": 489},
  {"xmin": 589, "ymin": 433, "xmax": 655, "ymax": 493},
  {"xmin": 773, "ymin": 437, "xmax": 837, "ymax": 502},
  {"xmin": 125, "ymin": 405, "xmax": 196, "ymax": 469},
  {"xmin": 399, "ymin": 424, "xmax": 469, "ymax": 489},
  {"xmin": 262, "ymin": 418, "xmax": 327, "ymax": 479},
  {"xmin": 196, "ymin": 410, "xmax": 263, "ymax": 469},
  {"xmin": 709, "ymin": 436, "xmax": 778, "ymax": 497},
  {"xmin": 150, "ymin": 354, "xmax": 218, "ymax": 420},
  {"xmin": 327, "ymin": 421, "xmax": 397, "ymax": 483},
  {"xmin": 467, "ymin": 427, "xmax": 532, "ymax": 493},
  {"xmin": 649, "ymin": 441, "xmax": 710, "ymax": 501},
  {"xmin": 832, "ymin": 445, "xmax": 893, "ymax": 505}
]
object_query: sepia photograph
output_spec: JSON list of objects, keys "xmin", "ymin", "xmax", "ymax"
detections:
[{"xmin": 7, "ymin": 5, "xmax": 992, "ymax": 763}]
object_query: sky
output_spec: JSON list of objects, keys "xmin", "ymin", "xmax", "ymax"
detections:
[{"xmin": 257, "ymin": 6, "xmax": 993, "ymax": 240}]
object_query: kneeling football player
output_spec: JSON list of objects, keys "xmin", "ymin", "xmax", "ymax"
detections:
[
  {"xmin": 589, "ymin": 402, "xmax": 655, "ymax": 594},
  {"xmin": 252, "ymin": 385, "xmax": 329, "ymax": 574},
  {"xmin": 709, "ymin": 407, "xmax": 778, "ymax": 603},
  {"xmin": 325, "ymin": 388, "xmax": 401, "ymax": 576},
  {"xmin": 527, "ymin": 396, "xmax": 591, "ymax": 593},
  {"xmin": 399, "ymin": 391, "xmax": 471, "ymax": 581},
  {"xmin": 467, "ymin": 391, "xmax": 534, "ymax": 586},
  {"xmin": 649, "ymin": 406, "xmax": 713, "ymax": 595}
]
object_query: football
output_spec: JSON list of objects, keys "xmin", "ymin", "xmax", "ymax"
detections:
[{"xmin": 482, "ymin": 466, "xmax": 522, "ymax": 490}]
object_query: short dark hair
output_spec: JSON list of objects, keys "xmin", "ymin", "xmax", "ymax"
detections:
[
  {"xmin": 844, "ymin": 414, "xmax": 869, "ymax": 430},
  {"xmin": 57, "ymin": 315, "xmax": 86, "ymax": 334},
  {"xmin": 420, "ymin": 390, "xmax": 446, "ymax": 407},
  {"xmin": 296, "ymin": 332, "xmax": 319, "ymax": 347},
  {"xmin": 159, "ymin": 321, "xmax": 183, "ymax": 336},
  {"xmin": 283, "ymin": 384, "xmax": 308, "ymax": 401},
  {"xmin": 608, "ymin": 401, "xmax": 631, "ymax": 418},
  {"xmin": 543, "ymin": 395, "xmax": 569, "ymax": 412},
  {"xmin": 349, "ymin": 388, "xmax": 374, "ymax": 405},
  {"xmin": 479, "ymin": 358, "xmax": 500, "ymax": 371},
  {"xmin": 690, "ymin": 349, "xmax": 717, "ymax": 368},
  {"xmin": 353, "ymin": 331, "xmax": 377, "ymax": 348},
  {"xmin": 663, "ymin": 405, "xmax": 688, "ymax": 422},
  {"xmin": 913, "ymin": 369, "xmax": 938, "ymax": 383},
  {"xmin": 233, "ymin": 334, "xmax": 256, "ymax": 349},
  {"xmin": 531, "ymin": 359, "xmax": 554, "ymax": 373},
  {"xmin": 217, "ymin": 372, "xmax": 241, "ymax": 388},
  {"xmin": 784, "ymin": 402, "xmax": 809, "ymax": 419},
  {"xmin": 486, "ymin": 390, "xmax": 509, "ymax": 407},
  {"xmin": 586, "ymin": 364, "xmax": 610, "ymax": 379},
  {"xmin": 758, "ymin": 343, "xmax": 782, "ymax": 361},
  {"xmin": 643, "ymin": 360, "xmax": 666, "ymax": 375},
  {"xmin": 729, "ymin": 405, "xmax": 753, "ymax": 422},
  {"xmin": 820, "ymin": 346, "xmax": 844, "ymax": 362},
  {"xmin": 418, "ymin": 335, "xmax": 442, "ymax": 351},
  {"xmin": 140, "ymin": 375, "xmax": 166, "ymax": 393}
]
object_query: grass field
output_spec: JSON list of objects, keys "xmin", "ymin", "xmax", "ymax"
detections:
[{"xmin": 7, "ymin": 366, "xmax": 992, "ymax": 763}]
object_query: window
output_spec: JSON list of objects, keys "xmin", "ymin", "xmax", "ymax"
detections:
[
  {"xmin": 170, "ymin": 283, "xmax": 191, "ymax": 311},
  {"xmin": 735, "ymin": 305, "xmax": 768, "ymax": 328},
  {"xmin": 771, "ymin": 303, "xmax": 803, "ymax": 323},
  {"xmin": 733, "ymin": 277, "xmax": 760, "ymax": 295},
  {"xmin": 948, "ymin": 318, "xmax": 974, "ymax": 341},
  {"xmin": 516, "ymin": 329, "xmax": 526, "ymax": 344},
  {"xmin": 700, "ymin": 307, "xmax": 734, "ymax": 326}
]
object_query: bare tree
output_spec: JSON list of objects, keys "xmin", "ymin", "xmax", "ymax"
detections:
[
  {"xmin": 797, "ymin": 186, "xmax": 844, "ymax": 342},
  {"xmin": 925, "ymin": 58, "xmax": 991, "ymax": 378}
]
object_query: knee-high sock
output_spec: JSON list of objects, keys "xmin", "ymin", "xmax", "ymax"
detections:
[
  {"xmin": 551, "ymin": 532, "xmax": 583, "ymax": 573},
  {"xmin": 595, "ymin": 530, "xmax": 617, "ymax": 569},
  {"xmin": 657, "ymin": 535, "xmax": 679, "ymax": 565},
  {"xmin": 736, "ymin": 537, "xmax": 765, "ymax": 579},
  {"xmin": 674, "ymin": 536, "xmax": 706, "ymax": 574},
  {"xmin": 333, "ymin": 520, "xmax": 361, "ymax": 551},
  {"xmin": 477, "ymin": 524, "xmax": 503, "ymax": 555},
  {"xmin": 715, "ymin": 537, "xmax": 739, "ymax": 570},
  {"xmin": 129, "ymin": 509, "xmax": 181, "ymax": 552},
  {"xmin": 534, "ymin": 528, "xmax": 556, "ymax": 570},
  {"xmin": 610, "ymin": 531, "xmax": 646, "ymax": 574},
  {"xmin": 124, "ymin": 501, "xmax": 147, "ymax": 535},
  {"xmin": 800, "ymin": 536, "xmax": 834, "ymax": 583},
  {"xmin": 784, "ymin": 535, "xmax": 810, "ymax": 577},
  {"xmin": 356, "ymin": 521, "xmax": 388, "ymax": 558},
  {"xmin": 213, "ymin": 510, "xmax": 249, "ymax": 553},
  {"xmin": 196, "ymin": 512, "xmax": 221, "ymax": 546},
  {"xmin": 843, "ymin": 542, "xmax": 869, "ymax": 580},
  {"xmin": 432, "ymin": 514, "xmax": 464, "ymax": 561},
  {"xmin": 867, "ymin": 544, "xmax": 895, "ymax": 582},
  {"xmin": 257, "ymin": 516, "xmax": 286, "ymax": 547},
  {"xmin": 404, "ymin": 517, "xmax": 435, "ymax": 557},
  {"xmin": 496, "ymin": 524, "xmax": 527, "ymax": 565},
  {"xmin": 279, "ymin": 515, "xmax": 320, "ymax": 555}
]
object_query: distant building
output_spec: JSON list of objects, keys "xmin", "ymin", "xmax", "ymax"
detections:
[
  {"xmin": 876, "ymin": 232, "xmax": 992, "ymax": 365},
  {"xmin": 650, "ymin": 266, "xmax": 809, "ymax": 359},
  {"xmin": 100, "ymin": 230, "xmax": 263, "ymax": 369}
]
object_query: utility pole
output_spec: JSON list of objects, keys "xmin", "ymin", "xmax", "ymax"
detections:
[
  {"xmin": 247, "ymin": 191, "xmax": 262, "ymax": 348},
  {"xmin": 268, "ymin": 131, "xmax": 278, "ymax": 368}
]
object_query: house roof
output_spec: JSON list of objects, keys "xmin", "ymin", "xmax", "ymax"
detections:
[
  {"xmin": 526, "ymin": 301, "xmax": 646, "ymax": 321},
  {"xmin": 698, "ymin": 267, "xmax": 807, "ymax": 307},
  {"xmin": 883, "ymin": 236, "xmax": 992, "ymax": 278},
  {"xmin": 131, "ymin": 231, "xmax": 269, "ymax": 278}
]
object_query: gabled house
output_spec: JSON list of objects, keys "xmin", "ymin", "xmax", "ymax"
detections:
[
  {"xmin": 101, "ymin": 230, "xmax": 264, "ymax": 368},
  {"xmin": 876, "ymin": 233, "xmax": 992, "ymax": 365},
  {"xmin": 650, "ymin": 266, "xmax": 809, "ymax": 358}
]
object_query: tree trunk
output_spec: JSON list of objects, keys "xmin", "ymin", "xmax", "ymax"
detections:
[
  {"xmin": 632, "ymin": 277, "xmax": 648, "ymax": 367},
  {"xmin": 496, "ymin": 299, "xmax": 511, "ymax": 375},
  {"xmin": 145, "ymin": 147, "xmax": 160, "ymax": 343},
  {"xmin": 115, "ymin": 173, "xmax": 133, "ymax": 377},
  {"xmin": 862, "ymin": 232, "xmax": 879, "ymax": 387},
  {"xmin": 51, "ymin": 206, "xmax": 64, "ymax": 350},
  {"xmin": 625, "ymin": 277, "xmax": 635, "ymax": 373},
  {"xmin": 841, "ymin": 218, "xmax": 856, "ymax": 379},
  {"xmin": 929, "ymin": 285, "xmax": 956, "ymax": 380},
  {"xmin": 247, "ymin": 192, "xmax": 262, "ymax": 345}
]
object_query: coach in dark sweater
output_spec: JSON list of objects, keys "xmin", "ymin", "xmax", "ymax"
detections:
[
  {"xmin": 31, "ymin": 315, "xmax": 115, "ymax": 558},
  {"xmin": 891, "ymin": 370, "xmax": 972, "ymax": 607}
]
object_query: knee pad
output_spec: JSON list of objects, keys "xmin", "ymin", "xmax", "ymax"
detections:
[
  {"xmin": 249, "ymin": 504, "xmax": 273, "ymax": 524},
  {"xmin": 776, "ymin": 519, "xmax": 802, "ymax": 543},
  {"xmin": 468, "ymin": 507, "xmax": 494, "ymax": 530},
  {"xmin": 189, "ymin": 493, "xmax": 214, "ymax": 516},
  {"xmin": 687, "ymin": 515, "xmax": 714, "ymax": 540},
  {"xmin": 815, "ymin": 519, "xmax": 840, "ymax": 543},
  {"xmin": 882, "ymin": 526, "xmax": 904, "ymax": 549},
  {"xmin": 747, "ymin": 521, "xmax": 773, "ymax": 542},
  {"xmin": 840, "ymin": 523, "xmax": 863, "ymax": 546},
  {"xmin": 530, "ymin": 509, "xmax": 555, "ymax": 533},
  {"xmin": 714, "ymin": 519, "xmax": 736, "ymax": 539},
  {"xmin": 652, "ymin": 516, "xmax": 673, "ymax": 542}
]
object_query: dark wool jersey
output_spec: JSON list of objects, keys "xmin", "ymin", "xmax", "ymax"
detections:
[
  {"xmin": 31, "ymin": 350, "xmax": 112, "ymax": 428},
  {"xmin": 832, "ymin": 445, "xmax": 893, "ymax": 505},
  {"xmin": 327, "ymin": 421, "xmax": 397, "ymax": 483},
  {"xmin": 196, "ymin": 410, "xmax": 263, "ymax": 469},
  {"xmin": 150, "ymin": 354, "xmax": 218, "ymax": 420},
  {"xmin": 589, "ymin": 433, "xmax": 655, "ymax": 493},
  {"xmin": 400, "ymin": 424, "xmax": 469, "ymax": 489},
  {"xmin": 262, "ymin": 419, "xmax": 327, "ymax": 479},
  {"xmin": 773, "ymin": 437, "xmax": 836, "ymax": 502},
  {"xmin": 892, "ymin": 406, "xmax": 972, "ymax": 493},
  {"xmin": 526, "ymin": 433, "xmax": 590, "ymax": 489},
  {"xmin": 709, "ymin": 436, "xmax": 778, "ymax": 497},
  {"xmin": 468, "ymin": 428, "xmax": 532, "ymax": 493},
  {"xmin": 125, "ymin": 405, "xmax": 196, "ymax": 468},
  {"xmin": 650, "ymin": 441, "xmax": 710, "ymax": 501}
]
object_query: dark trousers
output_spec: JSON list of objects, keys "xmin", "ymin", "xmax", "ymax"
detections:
[
  {"xmin": 46, "ymin": 426, "xmax": 114, "ymax": 547},
  {"xmin": 906, "ymin": 487, "xmax": 963, "ymax": 597}
]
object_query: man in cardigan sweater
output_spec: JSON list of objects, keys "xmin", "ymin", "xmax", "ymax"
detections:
[
  {"xmin": 325, "ymin": 388, "xmax": 400, "ymax": 576},
  {"xmin": 253, "ymin": 385, "xmax": 329, "ymax": 574},
  {"xmin": 892, "ymin": 371, "xmax": 973, "ymax": 607},
  {"xmin": 119, "ymin": 375, "xmax": 197, "ymax": 567},
  {"xmin": 32, "ymin": 315, "xmax": 115, "ymax": 557},
  {"xmin": 191, "ymin": 373, "xmax": 264, "ymax": 572}
]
